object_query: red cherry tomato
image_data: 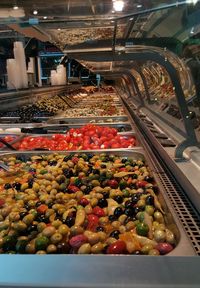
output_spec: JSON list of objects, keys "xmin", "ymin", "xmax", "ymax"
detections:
[
  {"xmin": 107, "ymin": 240, "xmax": 127, "ymax": 254},
  {"xmin": 137, "ymin": 181, "xmax": 148, "ymax": 188}
]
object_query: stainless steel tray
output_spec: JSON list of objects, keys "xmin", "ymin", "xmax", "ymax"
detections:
[
  {"xmin": 10, "ymin": 132, "xmax": 139, "ymax": 150},
  {"xmin": 48, "ymin": 115, "xmax": 129, "ymax": 124},
  {"xmin": 0, "ymin": 149, "xmax": 195, "ymax": 256}
]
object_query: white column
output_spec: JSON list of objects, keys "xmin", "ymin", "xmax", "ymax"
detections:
[{"xmin": 37, "ymin": 56, "xmax": 42, "ymax": 87}]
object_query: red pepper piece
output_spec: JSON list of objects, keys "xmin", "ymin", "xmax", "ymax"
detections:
[
  {"xmin": 0, "ymin": 198, "xmax": 5, "ymax": 208},
  {"xmin": 137, "ymin": 181, "xmax": 148, "ymax": 188},
  {"xmin": 37, "ymin": 204, "xmax": 48, "ymax": 214},
  {"xmin": 87, "ymin": 214, "xmax": 99, "ymax": 231},
  {"xmin": 68, "ymin": 185, "xmax": 80, "ymax": 193},
  {"xmin": 93, "ymin": 206, "xmax": 105, "ymax": 217}
]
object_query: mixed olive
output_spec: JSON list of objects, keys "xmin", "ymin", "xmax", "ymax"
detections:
[{"xmin": 0, "ymin": 153, "xmax": 176, "ymax": 255}]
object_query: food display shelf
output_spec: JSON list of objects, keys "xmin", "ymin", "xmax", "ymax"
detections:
[
  {"xmin": 48, "ymin": 115, "xmax": 129, "ymax": 124},
  {"xmin": 0, "ymin": 149, "xmax": 195, "ymax": 256}
]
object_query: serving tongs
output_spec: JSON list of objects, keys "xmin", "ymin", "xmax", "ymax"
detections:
[{"xmin": 0, "ymin": 137, "xmax": 17, "ymax": 151}]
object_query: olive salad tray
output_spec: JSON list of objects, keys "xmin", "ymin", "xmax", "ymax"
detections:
[{"xmin": 0, "ymin": 150, "xmax": 195, "ymax": 255}]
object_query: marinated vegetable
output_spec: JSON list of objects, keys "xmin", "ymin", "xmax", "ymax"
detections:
[{"xmin": 0, "ymin": 153, "xmax": 176, "ymax": 255}]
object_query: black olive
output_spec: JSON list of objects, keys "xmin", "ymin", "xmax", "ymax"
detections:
[
  {"xmin": 64, "ymin": 216, "xmax": 75, "ymax": 227},
  {"xmin": 114, "ymin": 195, "xmax": 123, "ymax": 204},
  {"xmin": 103, "ymin": 191, "xmax": 109, "ymax": 199},
  {"xmin": 19, "ymin": 212, "xmax": 27, "ymax": 219},
  {"xmin": 129, "ymin": 183, "xmax": 137, "ymax": 189},
  {"xmin": 24, "ymin": 203, "xmax": 30, "ymax": 210},
  {"xmin": 96, "ymin": 226, "xmax": 104, "ymax": 232},
  {"xmin": 63, "ymin": 168, "xmax": 73, "ymax": 178},
  {"xmin": 16, "ymin": 155, "xmax": 26, "ymax": 162},
  {"xmin": 35, "ymin": 201, "xmax": 43, "ymax": 207},
  {"xmin": 108, "ymin": 215, "xmax": 117, "ymax": 222},
  {"xmin": 132, "ymin": 174, "xmax": 138, "ymax": 179},
  {"xmin": 28, "ymin": 178, "xmax": 34, "ymax": 188},
  {"xmin": 144, "ymin": 176, "xmax": 154, "ymax": 182},
  {"xmin": 92, "ymin": 169, "xmax": 100, "ymax": 175},
  {"xmin": 27, "ymin": 224, "xmax": 37, "ymax": 233},
  {"xmin": 124, "ymin": 216, "xmax": 136, "ymax": 225},
  {"xmin": 132, "ymin": 206, "xmax": 141, "ymax": 215},
  {"xmin": 98, "ymin": 198, "xmax": 108, "ymax": 208},
  {"xmin": 37, "ymin": 214, "xmax": 49, "ymax": 223},
  {"xmin": 121, "ymin": 157, "xmax": 128, "ymax": 163},
  {"xmin": 48, "ymin": 202, "xmax": 54, "ymax": 208},
  {"xmin": 124, "ymin": 208, "xmax": 135, "ymax": 217},
  {"xmin": 4, "ymin": 183, "xmax": 12, "ymax": 189},
  {"xmin": 29, "ymin": 168, "xmax": 36, "ymax": 173},
  {"xmin": 132, "ymin": 250, "xmax": 142, "ymax": 255},
  {"xmin": 3, "ymin": 236, "xmax": 17, "ymax": 252},
  {"xmin": 87, "ymin": 153, "xmax": 94, "ymax": 160},
  {"xmin": 110, "ymin": 230, "xmax": 120, "ymax": 239},
  {"xmin": 48, "ymin": 160, "xmax": 57, "ymax": 166},
  {"xmin": 63, "ymin": 155, "xmax": 73, "ymax": 162},
  {"xmin": 57, "ymin": 175, "xmax": 66, "ymax": 184},
  {"xmin": 101, "ymin": 164, "xmax": 107, "ymax": 168},
  {"xmin": 125, "ymin": 200, "xmax": 134, "ymax": 208},
  {"xmin": 145, "ymin": 195, "xmax": 154, "ymax": 206},
  {"xmin": 114, "ymin": 207, "xmax": 123, "ymax": 217},
  {"xmin": 83, "ymin": 184, "xmax": 93, "ymax": 195},
  {"xmin": 57, "ymin": 242, "xmax": 70, "ymax": 254},
  {"xmin": 131, "ymin": 194, "xmax": 139, "ymax": 204},
  {"xmin": 12, "ymin": 182, "xmax": 21, "ymax": 191}
]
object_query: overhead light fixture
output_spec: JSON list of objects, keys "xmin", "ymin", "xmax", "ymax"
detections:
[
  {"xmin": 186, "ymin": 0, "xmax": 199, "ymax": 4},
  {"xmin": 13, "ymin": 5, "xmax": 19, "ymax": 10},
  {"xmin": 43, "ymin": 16, "xmax": 47, "ymax": 19},
  {"xmin": 113, "ymin": 0, "xmax": 124, "ymax": 12},
  {"xmin": 33, "ymin": 9, "xmax": 38, "ymax": 15}
]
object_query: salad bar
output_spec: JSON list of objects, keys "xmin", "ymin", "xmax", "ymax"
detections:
[{"xmin": 0, "ymin": 85, "xmax": 196, "ymax": 256}]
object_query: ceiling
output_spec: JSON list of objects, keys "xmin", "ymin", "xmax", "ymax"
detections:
[{"xmin": 0, "ymin": 0, "xmax": 199, "ymax": 55}]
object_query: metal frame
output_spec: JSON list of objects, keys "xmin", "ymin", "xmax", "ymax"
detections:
[{"xmin": 70, "ymin": 50, "xmax": 200, "ymax": 159}]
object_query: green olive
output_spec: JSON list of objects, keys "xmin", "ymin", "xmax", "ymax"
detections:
[
  {"xmin": 58, "ymin": 224, "xmax": 70, "ymax": 235},
  {"xmin": 78, "ymin": 243, "xmax": 91, "ymax": 254},
  {"xmin": 154, "ymin": 211, "xmax": 164, "ymax": 223},
  {"xmin": 148, "ymin": 249, "xmax": 160, "ymax": 256},
  {"xmin": 70, "ymin": 225, "xmax": 84, "ymax": 236},
  {"xmin": 50, "ymin": 232, "xmax": 63, "ymax": 244},
  {"xmin": 145, "ymin": 205, "xmax": 155, "ymax": 216},
  {"xmin": 91, "ymin": 242, "xmax": 104, "ymax": 254},
  {"xmin": 42, "ymin": 226, "xmax": 56, "ymax": 237},
  {"xmin": 37, "ymin": 222, "xmax": 47, "ymax": 232},
  {"xmin": 141, "ymin": 244, "xmax": 154, "ymax": 254},
  {"xmin": 154, "ymin": 229, "xmax": 166, "ymax": 242},
  {"xmin": 13, "ymin": 221, "xmax": 27, "ymax": 231},
  {"xmin": 47, "ymin": 244, "xmax": 57, "ymax": 254},
  {"xmin": 23, "ymin": 214, "xmax": 35, "ymax": 225}
]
